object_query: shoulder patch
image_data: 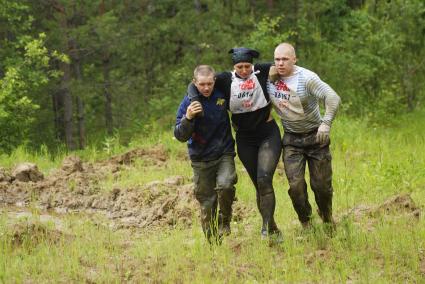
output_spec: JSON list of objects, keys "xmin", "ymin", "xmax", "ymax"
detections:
[{"xmin": 217, "ymin": 98, "xmax": 225, "ymax": 106}]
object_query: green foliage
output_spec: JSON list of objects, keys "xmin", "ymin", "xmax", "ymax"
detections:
[
  {"xmin": 0, "ymin": 24, "xmax": 63, "ymax": 153},
  {"xmin": 244, "ymin": 16, "xmax": 294, "ymax": 61},
  {"xmin": 1, "ymin": 0, "xmax": 424, "ymax": 151},
  {"xmin": 288, "ymin": 0, "xmax": 425, "ymax": 119}
]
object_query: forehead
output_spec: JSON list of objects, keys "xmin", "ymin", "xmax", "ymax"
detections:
[
  {"xmin": 274, "ymin": 46, "xmax": 294, "ymax": 58},
  {"xmin": 195, "ymin": 74, "xmax": 215, "ymax": 83},
  {"xmin": 234, "ymin": 62, "xmax": 252, "ymax": 68}
]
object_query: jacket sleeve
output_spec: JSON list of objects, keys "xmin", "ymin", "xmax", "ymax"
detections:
[
  {"xmin": 254, "ymin": 63, "xmax": 272, "ymax": 101},
  {"xmin": 214, "ymin": 72, "xmax": 232, "ymax": 100},
  {"xmin": 254, "ymin": 63, "xmax": 272, "ymax": 75},
  {"xmin": 174, "ymin": 97, "xmax": 195, "ymax": 142}
]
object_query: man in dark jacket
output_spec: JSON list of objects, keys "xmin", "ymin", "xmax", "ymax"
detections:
[{"xmin": 174, "ymin": 65, "xmax": 237, "ymax": 243}]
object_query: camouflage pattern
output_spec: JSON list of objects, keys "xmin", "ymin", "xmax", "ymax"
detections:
[
  {"xmin": 282, "ymin": 130, "xmax": 333, "ymax": 223},
  {"xmin": 191, "ymin": 154, "xmax": 237, "ymax": 241}
]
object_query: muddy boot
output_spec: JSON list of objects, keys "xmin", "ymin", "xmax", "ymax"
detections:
[
  {"xmin": 218, "ymin": 187, "xmax": 235, "ymax": 236},
  {"xmin": 261, "ymin": 221, "xmax": 283, "ymax": 244},
  {"xmin": 259, "ymin": 192, "xmax": 279, "ymax": 240},
  {"xmin": 200, "ymin": 202, "xmax": 220, "ymax": 243},
  {"xmin": 268, "ymin": 217, "xmax": 283, "ymax": 244},
  {"xmin": 317, "ymin": 208, "xmax": 335, "ymax": 225},
  {"xmin": 268, "ymin": 217, "xmax": 280, "ymax": 234},
  {"xmin": 301, "ymin": 220, "xmax": 312, "ymax": 230},
  {"xmin": 219, "ymin": 219, "xmax": 231, "ymax": 237},
  {"xmin": 205, "ymin": 219, "xmax": 222, "ymax": 245},
  {"xmin": 217, "ymin": 212, "xmax": 231, "ymax": 237}
]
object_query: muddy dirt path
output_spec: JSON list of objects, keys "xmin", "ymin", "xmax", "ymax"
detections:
[{"xmin": 0, "ymin": 146, "xmax": 255, "ymax": 229}]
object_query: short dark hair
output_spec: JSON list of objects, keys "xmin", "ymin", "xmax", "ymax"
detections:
[{"xmin": 193, "ymin": 65, "xmax": 215, "ymax": 80}]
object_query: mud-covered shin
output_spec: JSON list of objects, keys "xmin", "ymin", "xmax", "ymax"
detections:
[
  {"xmin": 216, "ymin": 154, "xmax": 237, "ymax": 236},
  {"xmin": 217, "ymin": 187, "xmax": 235, "ymax": 235}
]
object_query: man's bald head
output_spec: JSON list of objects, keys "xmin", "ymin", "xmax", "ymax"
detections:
[
  {"xmin": 274, "ymin": 43, "xmax": 296, "ymax": 58},
  {"xmin": 274, "ymin": 43, "xmax": 297, "ymax": 77}
]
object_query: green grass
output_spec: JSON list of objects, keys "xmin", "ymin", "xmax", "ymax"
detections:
[{"xmin": 1, "ymin": 110, "xmax": 424, "ymax": 283}]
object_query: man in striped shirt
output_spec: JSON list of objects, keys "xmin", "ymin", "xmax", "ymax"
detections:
[{"xmin": 267, "ymin": 43, "xmax": 341, "ymax": 229}]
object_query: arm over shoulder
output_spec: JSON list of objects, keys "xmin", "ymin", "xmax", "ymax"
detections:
[{"xmin": 214, "ymin": 71, "xmax": 232, "ymax": 100}]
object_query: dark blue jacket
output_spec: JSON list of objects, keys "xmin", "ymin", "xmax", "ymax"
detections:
[{"xmin": 174, "ymin": 89, "xmax": 235, "ymax": 162}]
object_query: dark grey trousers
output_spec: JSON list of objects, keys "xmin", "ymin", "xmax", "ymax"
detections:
[
  {"xmin": 282, "ymin": 130, "xmax": 334, "ymax": 223},
  {"xmin": 191, "ymin": 154, "xmax": 237, "ymax": 239}
]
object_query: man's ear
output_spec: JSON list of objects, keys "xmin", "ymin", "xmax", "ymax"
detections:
[{"xmin": 192, "ymin": 78, "xmax": 196, "ymax": 84}]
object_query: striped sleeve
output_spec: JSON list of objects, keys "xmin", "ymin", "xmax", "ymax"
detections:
[{"xmin": 306, "ymin": 74, "xmax": 341, "ymax": 126}]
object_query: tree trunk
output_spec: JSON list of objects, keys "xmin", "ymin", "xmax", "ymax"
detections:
[
  {"xmin": 76, "ymin": 96, "xmax": 86, "ymax": 149},
  {"xmin": 267, "ymin": 0, "xmax": 274, "ymax": 10},
  {"xmin": 52, "ymin": 88, "xmax": 64, "ymax": 141},
  {"xmin": 100, "ymin": 0, "xmax": 113, "ymax": 136},
  {"xmin": 103, "ymin": 55, "xmax": 113, "ymax": 136},
  {"xmin": 60, "ymin": 60, "xmax": 75, "ymax": 150},
  {"xmin": 194, "ymin": 0, "xmax": 202, "ymax": 65},
  {"xmin": 294, "ymin": 0, "xmax": 301, "ymax": 50},
  {"xmin": 53, "ymin": 1, "xmax": 75, "ymax": 150},
  {"xmin": 249, "ymin": 0, "xmax": 256, "ymax": 14},
  {"xmin": 404, "ymin": 64, "xmax": 416, "ymax": 112},
  {"xmin": 69, "ymin": 37, "xmax": 86, "ymax": 149}
]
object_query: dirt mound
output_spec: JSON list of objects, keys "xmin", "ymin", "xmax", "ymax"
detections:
[
  {"xmin": 339, "ymin": 193, "xmax": 421, "ymax": 225},
  {"xmin": 374, "ymin": 194, "xmax": 420, "ymax": 217},
  {"xmin": 12, "ymin": 163, "xmax": 44, "ymax": 182},
  {"xmin": 61, "ymin": 156, "xmax": 84, "ymax": 173},
  {"xmin": 105, "ymin": 145, "xmax": 168, "ymax": 166},
  {"xmin": 35, "ymin": 170, "xmax": 198, "ymax": 229},
  {"xmin": 0, "ymin": 167, "xmax": 12, "ymax": 182},
  {"xmin": 106, "ymin": 177, "xmax": 196, "ymax": 229},
  {"xmin": 7, "ymin": 219, "xmax": 65, "ymax": 248},
  {"xmin": 0, "ymin": 146, "xmax": 254, "ymax": 230}
]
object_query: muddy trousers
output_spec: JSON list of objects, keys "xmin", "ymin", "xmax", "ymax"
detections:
[
  {"xmin": 282, "ymin": 131, "xmax": 334, "ymax": 224},
  {"xmin": 191, "ymin": 154, "xmax": 237, "ymax": 241},
  {"xmin": 236, "ymin": 120, "xmax": 282, "ymax": 234}
]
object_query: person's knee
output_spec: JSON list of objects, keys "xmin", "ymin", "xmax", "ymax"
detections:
[
  {"xmin": 257, "ymin": 175, "xmax": 274, "ymax": 195},
  {"xmin": 195, "ymin": 189, "xmax": 217, "ymax": 208},
  {"xmin": 287, "ymin": 178, "xmax": 307, "ymax": 199},
  {"xmin": 216, "ymin": 173, "xmax": 237, "ymax": 190},
  {"xmin": 288, "ymin": 176, "xmax": 305, "ymax": 191},
  {"xmin": 310, "ymin": 174, "xmax": 333, "ymax": 195}
]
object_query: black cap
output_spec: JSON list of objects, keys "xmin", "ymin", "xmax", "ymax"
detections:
[{"xmin": 228, "ymin": 47, "xmax": 260, "ymax": 64}]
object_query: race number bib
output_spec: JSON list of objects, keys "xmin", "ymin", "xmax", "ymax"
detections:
[
  {"xmin": 268, "ymin": 75, "xmax": 304, "ymax": 121},
  {"xmin": 229, "ymin": 71, "xmax": 268, "ymax": 114}
]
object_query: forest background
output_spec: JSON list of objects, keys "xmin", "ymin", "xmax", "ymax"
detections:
[
  {"xmin": 1, "ymin": 0, "xmax": 424, "ymax": 154},
  {"xmin": 1, "ymin": 1, "xmax": 425, "ymax": 282}
]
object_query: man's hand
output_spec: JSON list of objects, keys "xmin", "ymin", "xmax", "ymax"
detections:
[
  {"xmin": 185, "ymin": 101, "xmax": 203, "ymax": 120},
  {"xmin": 268, "ymin": 66, "xmax": 279, "ymax": 83},
  {"xmin": 316, "ymin": 123, "xmax": 330, "ymax": 145}
]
